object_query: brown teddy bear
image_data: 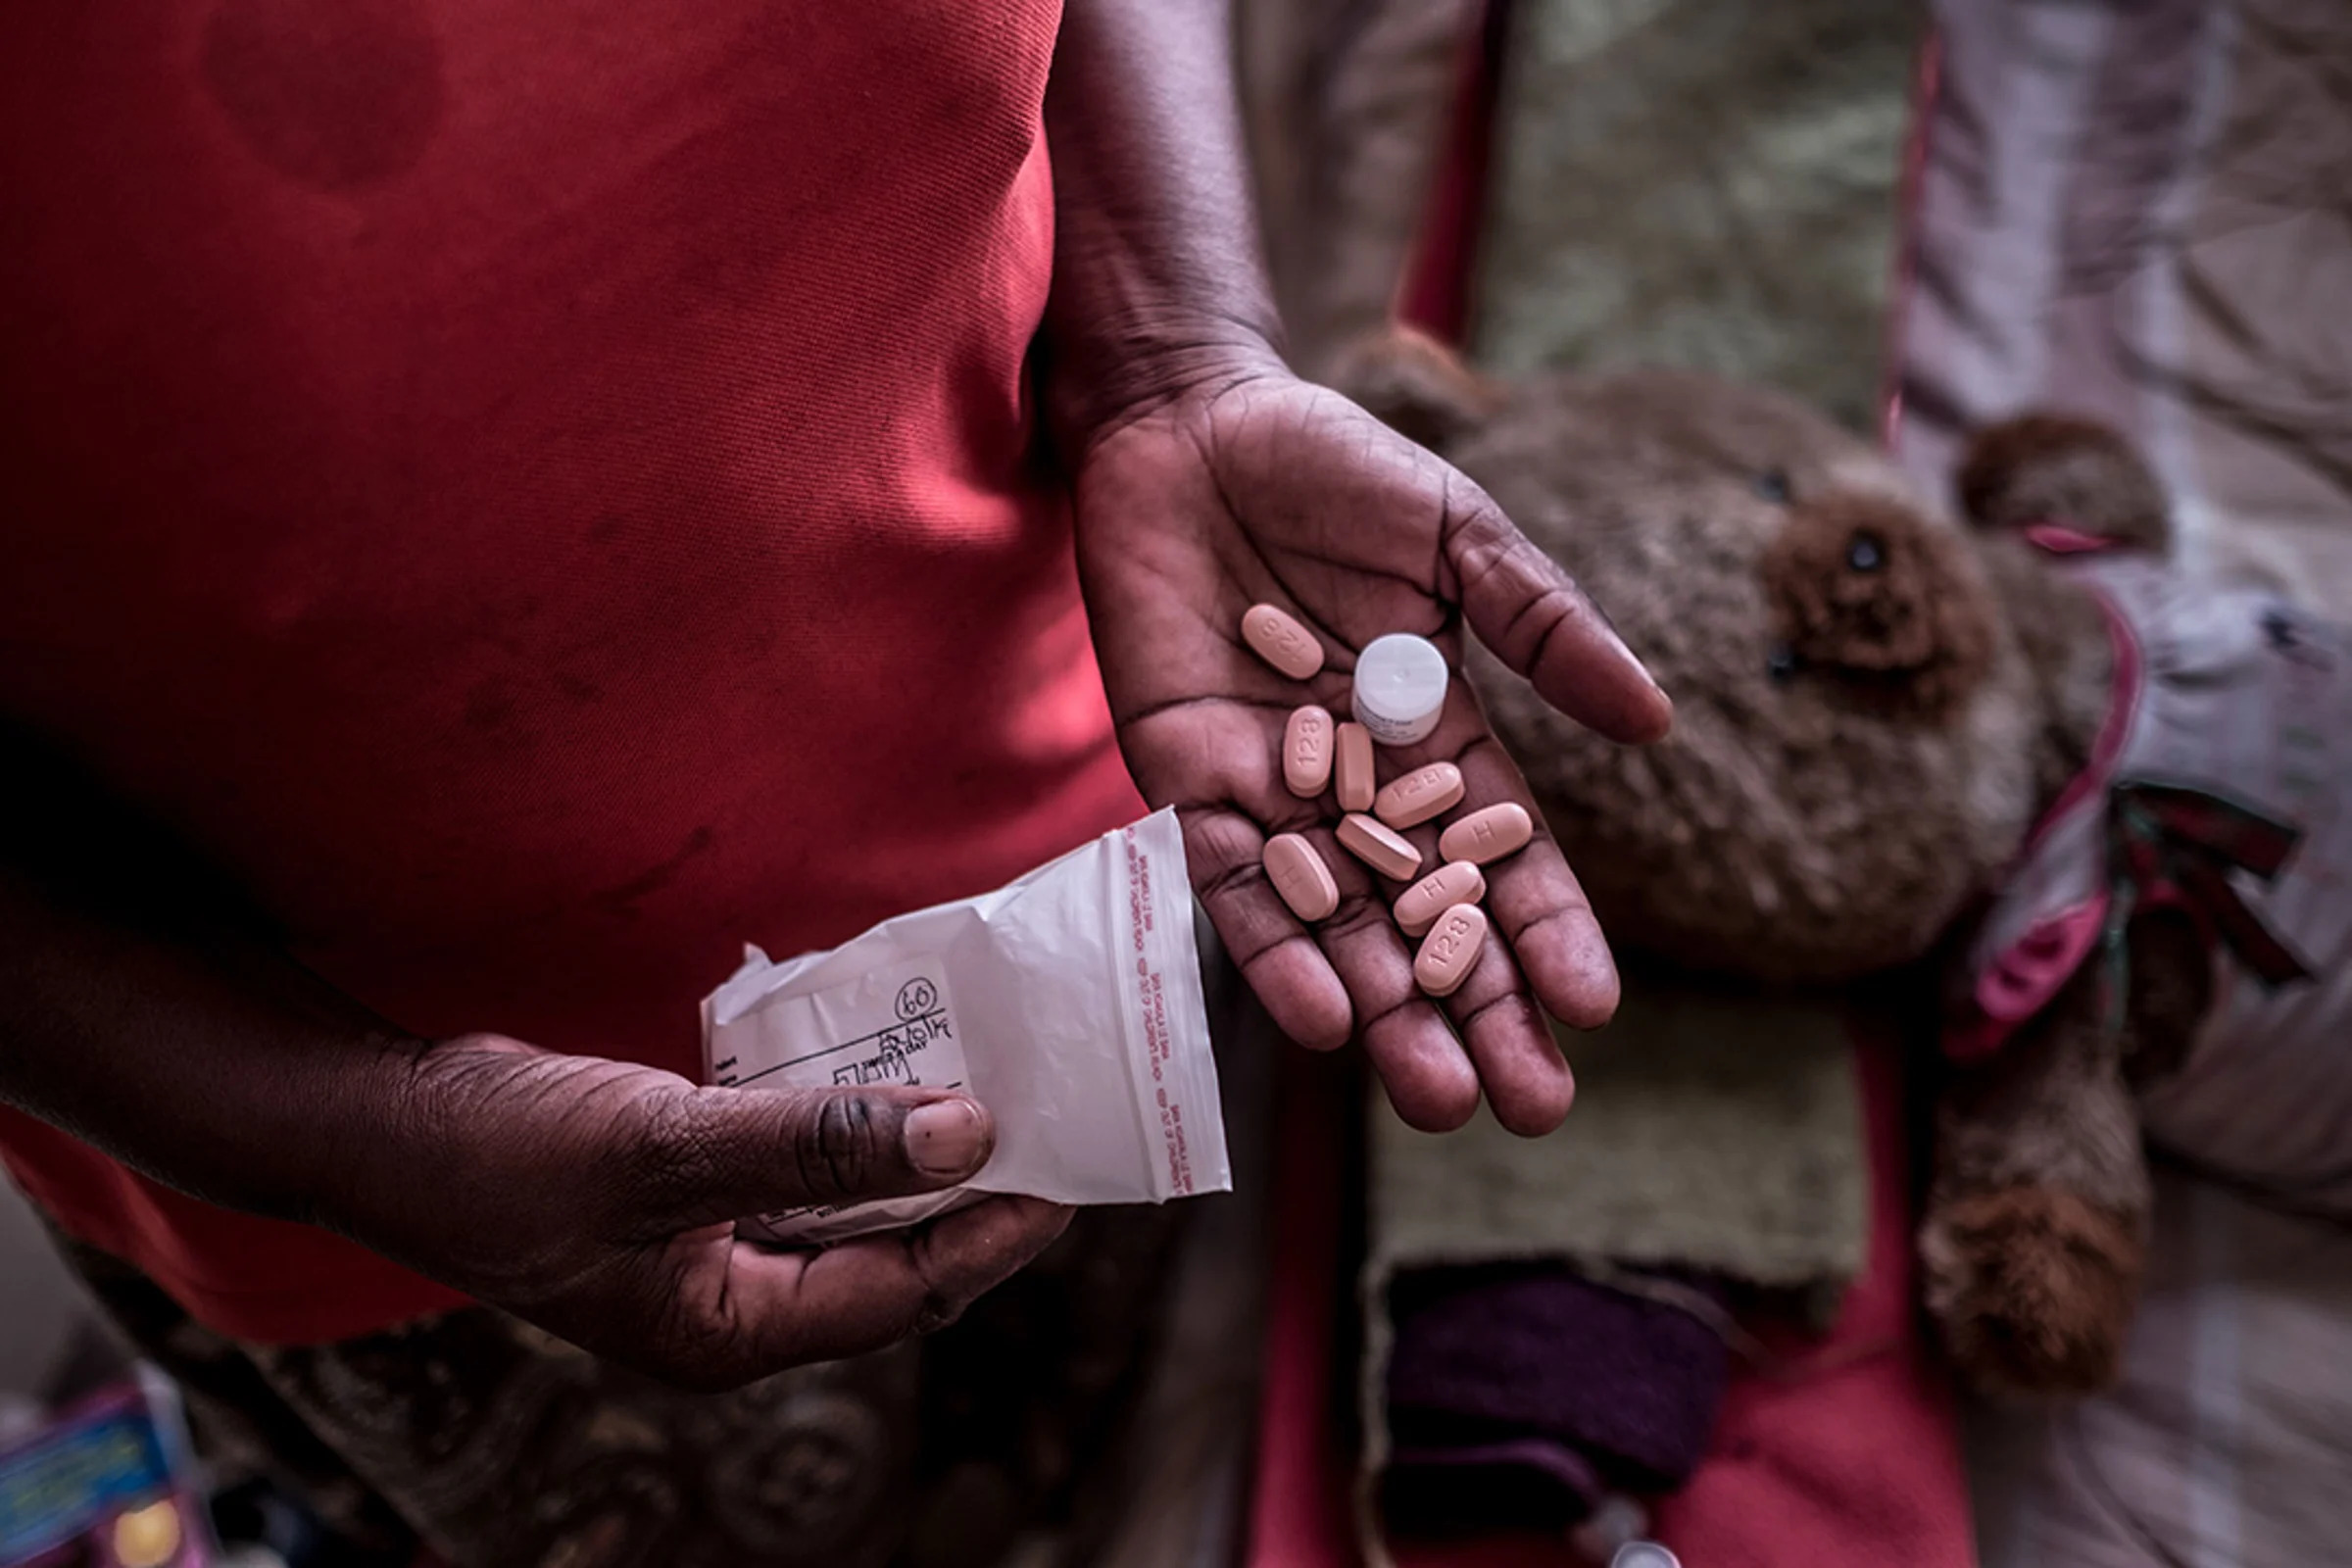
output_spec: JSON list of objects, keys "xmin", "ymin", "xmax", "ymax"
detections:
[{"xmin": 1336, "ymin": 328, "xmax": 2352, "ymax": 1397}]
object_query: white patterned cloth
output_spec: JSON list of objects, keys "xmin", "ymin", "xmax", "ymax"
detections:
[
  {"xmin": 1953, "ymin": 552, "xmax": 2352, "ymax": 1212},
  {"xmin": 1891, "ymin": 4, "xmax": 2352, "ymax": 1562}
]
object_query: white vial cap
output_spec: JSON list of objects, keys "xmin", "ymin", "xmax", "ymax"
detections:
[
  {"xmin": 1351, "ymin": 633, "xmax": 1449, "ymax": 747},
  {"xmin": 1609, "ymin": 1545, "xmax": 1682, "ymax": 1568}
]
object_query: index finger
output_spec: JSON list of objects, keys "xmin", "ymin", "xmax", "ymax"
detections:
[
  {"xmin": 1446, "ymin": 732, "xmax": 1622, "ymax": 1034},
  {"xmin": 1366, "ymin": 702, "xmax": 1609, "ymax": 1136},
  {"xmin": 663, "ymin": 1197, "xmax": 1075, "ymax": 1386}
]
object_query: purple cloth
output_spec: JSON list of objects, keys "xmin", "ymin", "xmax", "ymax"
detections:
[{"xmin": 1385, "ymin": 1263, "xmax": 1729, "ymax": 1500}]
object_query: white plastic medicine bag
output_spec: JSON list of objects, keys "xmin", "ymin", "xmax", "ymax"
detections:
[{"xmin": 701, "ymin": 808, "xmax": 1230, "ymax": 1246}]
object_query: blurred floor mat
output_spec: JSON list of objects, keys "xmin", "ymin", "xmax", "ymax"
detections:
[{"xmin": 1471, "ymin": 0, "xmax": 1919, "ymax": 427}]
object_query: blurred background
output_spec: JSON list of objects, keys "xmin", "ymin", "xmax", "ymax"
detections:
[{"xmin": 2, "ymin": 1179, "xmax": 92, "ymax": 1416}]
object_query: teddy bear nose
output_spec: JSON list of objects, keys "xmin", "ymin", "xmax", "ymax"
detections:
[{"xmin": 1761, "ymin": 492, "xmax": 1995, "ymax": 720}]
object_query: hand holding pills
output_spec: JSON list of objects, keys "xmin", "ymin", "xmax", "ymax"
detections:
[
  {"xmin": 1244, "ymin": 620, "xmax": 1520, "ymax": 999},
  {"xmin": 1069, "ymin": 368, "xmax": 1670, "ymax": 1136}
]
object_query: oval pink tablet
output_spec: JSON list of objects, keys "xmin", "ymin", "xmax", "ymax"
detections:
[
  {"xmin": 1336, "ymin": 812, "xmax": 1422, "ymax": 882},
  {"xmin": 1334, "ymin": 722, "xmax": 1377, "ymax": 813},
  {"xmin": 1263, "ymin": 833, "xmax": 1340, "ymax": 922},
  {"xmin": 1414, "ymin": 903, "xmax": 1489, "ymax": 997},
  {"xmin": 1373, "ymin": 760, "xmax": 1465, "ymax": 830},
  {"xmin": 1394, "ymin": 860, "xmax": 1487, "ymax": 939},
  {"xmin": 1284, "ymin": 705, "xmax": 1334, "ymax": 797},
  {"xmin": 1242, "ymin": 603, "xmax": 1325, "ymax": 680},
  {"xmin": 1437, "ymin": 802, "xmax": 1535, "ymax": 866}
]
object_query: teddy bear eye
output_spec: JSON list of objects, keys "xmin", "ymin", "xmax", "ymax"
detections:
[
  {"xmin": 1754, "ymin": 469, "xmax": 1792, "ymax": 504},
  {"xmin": 1766, "ymin": 644, "xmax": 1800, "ymax": 683},
  {"xmin": 1846, "ymin": 531, "xmax": 1886, "ymax": 572}
]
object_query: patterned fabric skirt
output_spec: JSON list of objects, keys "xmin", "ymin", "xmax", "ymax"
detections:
[{"xmin": 53, "ymin": 1204, "xmax": 1184, "ymax": 1568}]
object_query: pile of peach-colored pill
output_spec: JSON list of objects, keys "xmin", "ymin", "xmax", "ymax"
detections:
[{"xmin": 1243, "ymin": 603, "xmax": 1534, "ymax": 999}]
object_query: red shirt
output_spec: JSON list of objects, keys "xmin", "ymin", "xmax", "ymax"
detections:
[{"xmin": 0, "ymin": 0, "xmax": 1143, "ymax": 1343}]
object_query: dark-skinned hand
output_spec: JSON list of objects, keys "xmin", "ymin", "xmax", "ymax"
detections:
[
  {"xmin": 326, "ymin": 1032, "xmax": 1071, "ymax": 1391},
  {"xmin": 1070, "ymin": 366, "xmax": 1672, "ymax": 1137}
]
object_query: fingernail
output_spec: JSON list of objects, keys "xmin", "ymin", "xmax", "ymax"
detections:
[{"xmin": 905, "ymin": 1098, "xmax": 990, "ymax": 1177}]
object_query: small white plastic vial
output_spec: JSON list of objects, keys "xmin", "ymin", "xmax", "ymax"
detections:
[
  {"xmin": 1609, "ymin": 1545, "xmax": 1682, "ymax": 1568},
  {"xmin": 1350, "ymin": 633, "xmax": 1449, "ymax": 746}
]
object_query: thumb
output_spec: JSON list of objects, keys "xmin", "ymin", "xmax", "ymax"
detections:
[
  {"xmin": 628, "ymin": 1084, "xmax": 997, "ymax": 1232},
  {"xmin": 1442, "ymin": 481, "xmax": 1673, "ymax": 744}
]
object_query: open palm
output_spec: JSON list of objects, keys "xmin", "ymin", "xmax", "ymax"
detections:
[{"xmin": 1071, "ymin": 372, "xmax": 1671, "ymax": 1135}]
